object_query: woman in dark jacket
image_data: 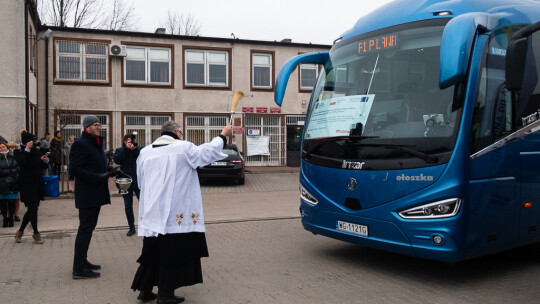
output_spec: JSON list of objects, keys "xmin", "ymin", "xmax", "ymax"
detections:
[
  {"xmin": 14, "ymin": 131, "xmax": 49, "ymax": 244},
  {"xmin": 0, "ymin": 141, "xmax": 19, "ymax": 228}
]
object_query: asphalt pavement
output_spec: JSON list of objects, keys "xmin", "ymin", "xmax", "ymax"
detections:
[{"xmin": 2, "ymin": 167, "xmax": 540, "ymax": 304}]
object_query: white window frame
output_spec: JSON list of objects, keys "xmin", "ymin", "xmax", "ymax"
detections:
[
  {"xmin": 55, "ymin": 40, "xmax": 109, "ymax": 83},
  {"xmin": 185, "ymin": 49, "xmax": 229, "ymax": 87},
  {"xmin": 252, "ymin": 53, "xmax": 272, "ymax": 89},
  {"xmin": 124, "ymin": 46, "xmax": 172, "ymax": 85},
  {"xmin": 299, "ymin": 64, "xmax": 319, "ymax": 91}
]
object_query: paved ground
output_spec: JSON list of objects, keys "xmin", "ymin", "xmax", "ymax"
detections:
[{"xmin": 2, "ymin": 168, "xmax": 540, "ymax": 303}]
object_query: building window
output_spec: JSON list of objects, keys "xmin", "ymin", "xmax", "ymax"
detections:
[
  {"xmin": 28, "ymin": 29, "xmax": 37, "ymax": 75},
  {"xmin": 299, "ymin": 64, "xmax": 318, "ymax": 91},
  {"xmin": 184, "ymin": 48, "xmax": 230, "ymax": 88},
  {"xmin": 55, "ymin": 40, "xmax": 109, "ymax": 83},
  {"xmin": 251, "ymin": 51, "xmax": 274, "ymax": 90},
  {"xmin": 59, "ymin": 113, "xmax": 110, "ymax": 150},
  {"xmin": 124, "ymin": 114, "xmax": 172, "ymax": 146},
  {"xmin": 124, "ymin": 46, "xmax": 171, "ymax": 85}
]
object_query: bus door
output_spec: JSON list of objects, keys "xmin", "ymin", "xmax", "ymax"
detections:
[
  {"xmin": 469, "ymin": 27, "xmax": 523, "ymax": 256},
  {"xmin": 512, "ymin": 26, "xmax": 540, "ymax": 245}
]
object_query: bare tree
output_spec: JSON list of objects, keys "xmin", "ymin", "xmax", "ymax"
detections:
[
  {"xmin": 52, "ymin": 103, "xmax": 79, "ymax": 191},
  {"xmin": 37, "ymin": 0, "xmax": 137, "ymax": 31},
  {"xmin": 160, "ymin": 11, "xmax": 201, "ymax": 36},
  {"xmin": 103, "ymin": 0, "xmax": 137, "ymax": 31}
]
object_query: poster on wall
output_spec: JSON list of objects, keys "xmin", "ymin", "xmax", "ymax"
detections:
[{"xmin": 246, "ymin": 136, "xmax": 270, "ymax": 156}]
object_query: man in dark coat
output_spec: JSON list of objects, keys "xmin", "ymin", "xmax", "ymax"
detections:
[
  {"xmin": 69, "ymin": 115, "xmax": 111, "ymax": 279},
  {"xmin": 113, "ymin": 133, "xmax": 142, "ymax": 236}
]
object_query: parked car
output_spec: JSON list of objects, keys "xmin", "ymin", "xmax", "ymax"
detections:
[{"xmin": 197, "ymin": 144, "xmax": 245, "ymax": 185}]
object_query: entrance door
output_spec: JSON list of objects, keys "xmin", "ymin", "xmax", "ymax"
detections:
[{"xmin": 286, "ymin": 125, "xmax": 303, "ymax": 167}]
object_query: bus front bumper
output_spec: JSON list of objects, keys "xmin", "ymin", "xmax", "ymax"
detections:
[{"xmin": 300, "ymin": 206, "xmax": 465, "ymax": 263}]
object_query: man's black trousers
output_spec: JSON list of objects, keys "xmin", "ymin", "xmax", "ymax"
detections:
[{"xmin": 73, "ymin": 206, "xmax": 101, "ymax": 272}]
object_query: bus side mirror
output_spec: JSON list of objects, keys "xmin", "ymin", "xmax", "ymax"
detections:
[
  {"xmin": 439, "ymin": 13, "xmax": 494, "ymax": 90},
  {"xmin": 506, "ymin": 22, "xmax": 540, "ymax": 91},
  {"xmin": 274, "ymin": 52, "xmax": 329, "ymax": 106}
]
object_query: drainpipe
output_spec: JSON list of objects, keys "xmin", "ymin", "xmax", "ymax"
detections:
[
  {"xmin": 45, "ymin": 36, "xmax": 49, "ymax": 132},
  {"xmin": 24, "ymin": 1, "xmax": 29, "ymax": 131}
]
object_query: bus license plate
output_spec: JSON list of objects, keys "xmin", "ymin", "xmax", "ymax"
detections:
[{"xmin": 337, "ymin": 220, "xmax": 368, "ymax": 237}]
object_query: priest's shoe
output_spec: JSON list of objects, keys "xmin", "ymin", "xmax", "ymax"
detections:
[
  {"xmin": 157, "ymin": 295, "xmax": 185, "ymax": 304},
  {"xmin": 137, "ymin": 291, "xmax": 157, "ymax": 302},
  {"xmin": 72, "ymin": 270, "xmax": 100, "ymax": 279}
]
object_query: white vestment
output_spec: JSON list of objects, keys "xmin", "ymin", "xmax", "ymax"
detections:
[{"xmin": 136, "ymin": 135, "xmax": 226, "ymax": 237}]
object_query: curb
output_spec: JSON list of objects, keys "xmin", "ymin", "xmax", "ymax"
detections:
[{"xmin": 0, "ymin": 216, "xmax": 301, "ymax": 238}]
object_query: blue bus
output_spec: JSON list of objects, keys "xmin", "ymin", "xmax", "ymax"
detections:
[{"xmin": 274, "ymin": 0, "xmax": 540, "ymax": 262}]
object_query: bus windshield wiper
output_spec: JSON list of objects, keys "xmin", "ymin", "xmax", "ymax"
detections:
[
  {"xmin": 351, "ymin": 143, "xmax": 438, "ymax": 163},
  {"xmin": 304, "ymin": 135, "xmax": 379, "ymax": 158}
]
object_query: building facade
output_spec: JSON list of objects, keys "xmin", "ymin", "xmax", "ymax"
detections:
[
  {"xmin": 1, "ymin": 1, "xmax": 330, "ymax": 166},
  {"xmin": 1, "ymin": 0, "xmax": 40, "ymax": 142}
]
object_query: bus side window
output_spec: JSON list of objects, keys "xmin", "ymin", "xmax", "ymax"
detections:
[
  {"xmin": 471, "ymin": 27, "xmax": 512, "ymax": 153},
  {"xmin": 514, "ymin": 29, "xmax": 540, "ymax": 129}
]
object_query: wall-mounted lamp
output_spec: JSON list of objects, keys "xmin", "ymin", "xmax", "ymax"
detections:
[{"xmin": 37, "ymin": 29, "xmax": 52, "ymax": 43}]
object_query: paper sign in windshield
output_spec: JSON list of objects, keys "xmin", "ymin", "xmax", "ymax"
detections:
[{"xmin": 305, "ymin": 95, "xmax": 375, "ymax": 139}]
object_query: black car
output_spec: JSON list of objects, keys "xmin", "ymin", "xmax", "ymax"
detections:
[{"xmin": 197, "ymin": 144, "xmax": 245, "ymax": 184}]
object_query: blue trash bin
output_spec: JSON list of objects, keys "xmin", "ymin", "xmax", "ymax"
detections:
[{"xmin": 43, "ymin": 169, "xmax": 60, "ymax": 197}]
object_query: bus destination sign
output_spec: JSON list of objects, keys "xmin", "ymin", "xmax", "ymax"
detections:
[{"xmin": 358, "ymin": 33, "xmax": 398, "ymax": 55}]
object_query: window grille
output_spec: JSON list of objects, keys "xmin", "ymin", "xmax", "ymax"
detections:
[
  {"xmin": 56, "ymin": 40, "xmax": 108, "ymax": 83},
  {"xmin": 185, "ymin": 115, "xmax": 228, "ymax": 146},
  {"xmin": 245, "ymin": 116, "xmax": 285, "ymax": 166},
  {"xmin": 124, "ymin": 114, "xmax": 172, "ymax": 146},
  {"xmin": 59, "ymin": 113, "xmax": 110, "ymax": 150}
]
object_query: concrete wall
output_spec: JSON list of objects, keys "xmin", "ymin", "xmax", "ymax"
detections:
[{"xmin": 0, "ymin": 0, "xmax": 27, "ymax": 142}]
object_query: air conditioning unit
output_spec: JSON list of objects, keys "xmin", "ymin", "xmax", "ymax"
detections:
[{"xmin": 109, "ymin": 44, "xmax": 127, "ymax": 57}]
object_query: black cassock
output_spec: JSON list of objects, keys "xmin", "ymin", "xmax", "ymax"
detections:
[{"xmin": 131, "ymin": 232, "xmax": 209, "ymax": 292}]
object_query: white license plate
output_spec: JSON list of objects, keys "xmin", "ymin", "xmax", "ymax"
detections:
[
  {"xmin": 337, "ymin": 220, "xmax": 368, "ymax": 237},
  {"xmin": 211, "ymin": 162, "xmax": 227, "ymax": 166}
]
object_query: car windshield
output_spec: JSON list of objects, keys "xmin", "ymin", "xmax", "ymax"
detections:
[{"xmin": 302, "ymin": 19, "xmax": 462, "ymax": 170}]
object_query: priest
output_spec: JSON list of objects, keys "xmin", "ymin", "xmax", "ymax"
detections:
[{"xmin": 131, "ymin": 120, "xmax": 232, "ymax": 304}]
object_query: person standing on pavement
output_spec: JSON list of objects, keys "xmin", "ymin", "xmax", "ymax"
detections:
[
  {"xmin": 0, "ymin": 141, "xmax": 19, "ymax": 228},
  {"xmin": 49, "ymin": 131, "xmax": 62, "ymax": 176},
  {"xmin": 114, "ymin": 133, "xmax": 142, "ymax": 236},
  {"xmin": 64, "ymin": 135, "xmax": 75, "ymax": 159},
  {"xmin": 14, "ymin": 131, "xmax": 49, "ymax": 244},
  {"xmin": 40, "ymin": 132, "xmax": 51, "ymax": 153},
  {"xmin": 7, "ymin": 142, "xmax": 21, "ymax": 222},
  {"xmin": 69, "ymin": 115, "xmax": 113, "ymax": 279},
  {"xmin": 64, "ymin": 135, "xmax": 75, "ymax": 180},
  {"xmin": 131, "ymin": 121, "xmax": 231, "ymax": 304}
]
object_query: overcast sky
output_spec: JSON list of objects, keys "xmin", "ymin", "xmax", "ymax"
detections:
[{"xmin": 131, "ymin": 0, "xmax": 394, "ymax": 45}]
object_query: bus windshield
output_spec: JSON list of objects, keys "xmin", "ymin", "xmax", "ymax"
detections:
[{"xmin": 303, "ymin": 20, "xmax": 461, "ymax": 170}]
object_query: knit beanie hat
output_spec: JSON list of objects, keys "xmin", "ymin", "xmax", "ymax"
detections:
[
  {"xmin": 83, "ymin": 115, "xmax": 100, "ymax": 129},
  {"xmin": 20, "ymin": 130, "xmax": 35, "ymax": 145}
]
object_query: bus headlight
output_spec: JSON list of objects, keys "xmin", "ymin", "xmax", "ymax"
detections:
[
  {"xmin": 300, "ymin": 185, "xmax": 318, "ymax": 205},
  {"xmin": 398, "ymin": 198, "xmax": 461, "ymax": 219}
]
